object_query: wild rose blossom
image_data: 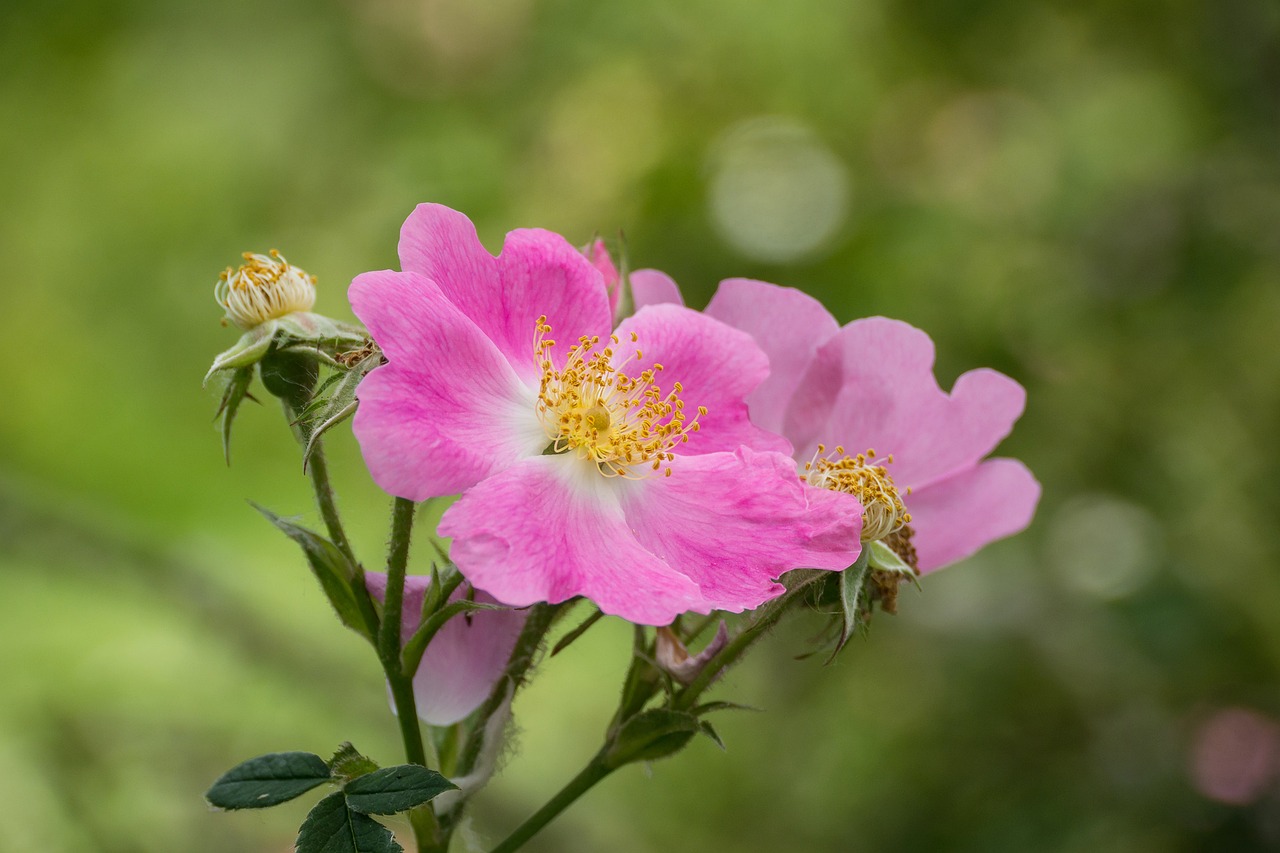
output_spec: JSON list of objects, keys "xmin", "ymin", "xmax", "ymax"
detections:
[
  {"xmin": 365, "ymin": 572, "xmax": 526, "ymax": 725},
  {"xmin": 349, "ymin": 205, "xmax": 862, "ymax": 625},
  {"xmin": 643, "ymin": 276, "xmax": 1040, "ymax": 573}
]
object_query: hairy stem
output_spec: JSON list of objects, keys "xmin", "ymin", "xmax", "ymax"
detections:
[{"xmin": 486, "ymin": 753, "xmax": 613, "ymax": 853}]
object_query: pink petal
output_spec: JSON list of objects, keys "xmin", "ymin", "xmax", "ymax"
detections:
[
  {"xmin": 705, "ymin": 279, "xmax": 840, "ymax": 436},
  {"xmin": 630, "ymin": 269, "xmax": 685, "ymax": 309},
  {"xmin": 794, "ymin": 317, "xmax": 1027, "ymax": 490},
  {"xmin": 365, "ymin": 572, "xmax": 527, "ymax": 725},
  {"xmin": 397, "ymin": 204, "xmax": 611, "ymax": 381},
  {"xmin": 350, "ymin": 269, "xmax": 546, "ymax": 500},
  {"xmin": 904, "ymin": 458, "xmax": 1041, "ymax": 572},
  {"xmin": 621, "ymin": 448, "xmax": 863, "ymax": 614},
  {"xmin": 438, "ymin": 455, "xmax": 707, "ymax": 625},
  {"xmin": 612, "ymin": 304, "xmax": 790, "ymax": 456}
]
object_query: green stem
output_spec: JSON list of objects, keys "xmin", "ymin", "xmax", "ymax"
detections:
[
  {"xmin": 487, "ymin": 753, "xmax": 613, "ymax": 853},
  {"xmin": 287, "ymin": 400, "xmax": 380, "ymax": 638},
  {"xmin": 673, "ymin": 574, "xmax": 824, "ymax": 711},
  {"xmin": 378, "ymin": 497, "xmax": 417, "ymax": 664}
]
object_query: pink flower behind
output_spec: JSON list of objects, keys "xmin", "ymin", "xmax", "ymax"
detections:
[
  {"xmin": 642, "ymin": 275, "xmax": 1039, "ymax": 572},
  {"xmin": 350, "ymin": 205, "xmax": 863, "ymax": 625}
]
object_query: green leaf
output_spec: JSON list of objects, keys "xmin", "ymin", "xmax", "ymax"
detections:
[
  {"xmin": 254, "ymin": 505, "xmax": 371, "ymax": 640},
  {"xmin": 206, "ymin": 752, "xmax": 331, "ymax": 810},
  {"xmin": 829, "ymin": 548, "xmax": 872, "ymax": 662},
  {"xmin": 603, "ymin": 709, "xmax": 702, "ymax": 769},
  {"xmin": 690, "ymin": 700, "xmax": 759, "ymax": 717},
  {"xmin": 329, "ymin": 743, "xmax": 380, "ymax": 782},
  {"xmin": 296, "ymin": 791, "xmax": 401, "ymax": 853},
  {"xmin": 343, "ymin": 765, "xmax": 458, "ymax": 815},
  {"xmin": 216, "ymin": 366, "xmax": 255, "ymax": 466}
]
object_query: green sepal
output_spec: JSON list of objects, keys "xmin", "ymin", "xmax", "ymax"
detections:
[
  {"xmin": 689, "ymin": 700, "xmax": 759, "ymax": 717},
  {"xmin": 205, "ymin": 322, "xmax": 278, "ymax": 385},
  {"xmin": 254, "ymin": 504, "xmax": 372, "ymax": 640},
  {"xmin": 205, "ymin": 751, "xmax": 331, "ymax": 810},
  {"xmin": 868, "ymin": 539, "xmax": 922, "ymax": 586},
  {"xmin": 329, "ymin": 743, "xmax": 380, "ymax": 782},
  {"xmin": 343, "ymin": 765, "xmax": 458, "ymax": 816},
  {"xmin": 828, "ymin": 548, "xmax": 872, "ymax": 662},
  {"xmin": 275, "ymin": 312, "xmax": 367, "ymax": 348},
  {"xmin": 298, "ymin": 350, "xmax": 381, "ymax": 470},
  {"xmin": 603, "ymin": 708, "xmax": 702, "ymax": 769},
  {"xmin": 215, "ymin": 366, "xmax": 255, "ymax": 466},
  {"xmin": 698, "ymin": 720, "xmax": 726, "ymax": 750},
  {"xmin": 295, "ymin": 791, "xmax": 401, "ymax": 853}
]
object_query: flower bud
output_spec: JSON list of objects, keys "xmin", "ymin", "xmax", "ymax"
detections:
[{"xmin": 655, "ymin": 622, "xmax": 729, "ymax": 686}]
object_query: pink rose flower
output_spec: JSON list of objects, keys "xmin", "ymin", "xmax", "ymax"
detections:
[
  {"xmin": 349, "ymin": 205, "xmax": 862, "ymax": 625},
  {"xmin": 647, "ymin": 275, "xmax": 1040, "ymax": 572}
]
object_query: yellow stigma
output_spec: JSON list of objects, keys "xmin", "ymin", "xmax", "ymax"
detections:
[
  {"xmin": 215, "ymin": 249, "xmax": 317, "ymax": 329},
  {"xmin": 804, "ymin": 445, "xmax": 912, "ymax": 541},
  {"xmin": 533, "ymin": 316, "xmax": 707, "ymax": 478}
]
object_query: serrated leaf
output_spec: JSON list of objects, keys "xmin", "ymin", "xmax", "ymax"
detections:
[
  {"xmin": 603, "ymin": 709, "xmax": 702, "ymax": 769},
  {"xmin": 206, "ymin": 752, "xmax": 330, "ymax": 810},
  {"xmin": 254, "ymin": 505, "xmax": 371, "ymax": 640},
  {"xmin": 216, "ymin": 366, "xmax": 255, "ymax": 466},
  {"xmin": 329, "ymin": 743, "xmax": 380, "ymax": 782},
  {"xmin": 829, "ymin": 548, "xmax": 872, "ymax": 662},
  {"xmin": 296, "ymin": 791, "xmax": 401, "ymax": 853},
  {"xmin": 343, "ymin": 765, "xmax": 458, "ymax": 815}
]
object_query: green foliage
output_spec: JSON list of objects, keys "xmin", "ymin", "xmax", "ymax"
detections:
[
  {"xmin": 205, "ymin": 752, "xmax": 331, "ymax": 810},
  {"xmin": 603, "ymin": 709, "xmax": 704, "ymax": 768},
  {"xmin": 254, "ymin": 505, "xmax": 372, "ymax": 641},
  {"xmin": 329, "ymin": 743, "xmax": 381, "ymax": 782},
  {"xmin": 296, "ymin": 791, "xmax": 401, "ymax": 853},
  {"xmin": 343, "ymin": 765, "xmax": 458, "ymax": 815}
]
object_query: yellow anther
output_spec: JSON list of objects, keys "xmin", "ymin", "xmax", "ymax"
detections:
[
  {"xmin": 804, "ymin": 446, "xmax": 911, "ymax": 542},
  {"xmin": 533, "ymin": 319, "xmax": 706, "ymax": 478},
  {"xmin": 214, "ymin": 250, "xmax": 316, "ymax": 329}
]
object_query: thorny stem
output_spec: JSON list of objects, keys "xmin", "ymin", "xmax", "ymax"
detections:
[
  {"xmin": 489, "ymin": 574, "xmax": 828, "ymax": 852},
  {"xmin": 487, "ymin": 752, "xmax": 613, "ymax": 853}
]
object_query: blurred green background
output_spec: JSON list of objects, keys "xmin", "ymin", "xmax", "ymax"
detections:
[{"xmin": 3, "ymin": 0, "xmax": 1279, "ymax": 850}]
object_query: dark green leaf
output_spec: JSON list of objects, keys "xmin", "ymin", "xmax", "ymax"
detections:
[
  {"xmin": 254, "ymin": 505, "xmax": 371, "ymax": 640},
  {"xmin": 344, "ymin": 765, "xmax": 458, "ymax": 815},
  {"xmin": 206, "ymin": 752, "xmax": 330, "ymax": 810},
  {"xmin": 603, "ymin": 709, "xmax": 702, "ymax": 769},
  {"xmin": 690, "ymin": 700, "xmax": 759, "ymax": 717},
  {"xmin": 296, "ymin": 791, "xmax": 401, "ymax": 853},
  {"xmin": 216, "ymin": 366, "xmax": 255, "ymax": 466},
  {"xmin": 329, "ymin": 743, "xmax": 380, "ymax": 782}
]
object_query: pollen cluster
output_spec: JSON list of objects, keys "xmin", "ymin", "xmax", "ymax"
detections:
[
  {"xmin": 533, "ymin": 316, "xmax": 707, "ymax": 478},
  {"xmin": 804, "ymin": 445, "xmax": 912, "ymax": 541},
  {"xmin": 215, "ymin": 250, "xmax": 317, "ymax": 329}
]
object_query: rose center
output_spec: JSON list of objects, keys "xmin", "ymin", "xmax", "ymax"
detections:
[
  {"xmin": 804, "ymin": 445, "xmax": 912, "ymax": 542},
  {"xmin": 533, "ymin": 316, "xmax": 706, "ymax": 478},
  {"xmin": 215, "ymin": 249, "xmax": 317, "ymax": 329}
]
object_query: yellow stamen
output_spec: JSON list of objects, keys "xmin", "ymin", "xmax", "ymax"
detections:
[
  {"xmin": 533, "ymin": 316, "xmax": 707, "ymax": 478},
  {"xmin": 215, "ymin": 249, "xmax": 316, "ymax": 329},
  {"xmin": 803, "ymin": 444, "xmax": 912, "ymax": 541}
]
